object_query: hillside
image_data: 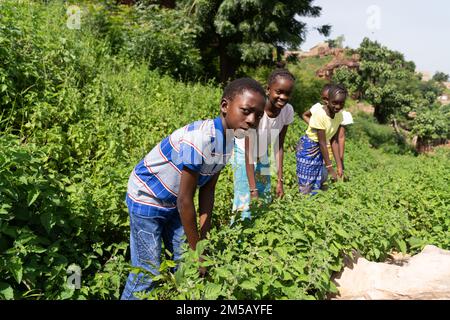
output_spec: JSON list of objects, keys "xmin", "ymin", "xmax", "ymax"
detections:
[{"xmin": 288, "ymin": 50, "xmax": 449, "ymax": 153}]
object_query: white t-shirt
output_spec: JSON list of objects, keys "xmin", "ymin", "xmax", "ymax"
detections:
[
  {"xmin": 341, "ymin": 111, "xmax": 354, "ymax": 126},
  {"xmin": 235, "ymin": 103, "xmax": 294, "ymax": 157},
  {"xmin": 310, "ymin": 103, "xmax": 353, "ymax": 126}
]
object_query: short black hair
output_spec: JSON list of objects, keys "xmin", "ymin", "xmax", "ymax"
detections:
[
  {"xmin": 222, "ymin": 77, "xmax": 265, "ymax": 101},
  {"xmin": 328, "ymin": 84, "xmax": 348, "ymax": 100},
  {"xmin": 267, "ymin": 68, "xmax": 296, "ymax": 86}
]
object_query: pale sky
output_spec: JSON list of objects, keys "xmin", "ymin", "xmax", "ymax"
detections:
[{"xmin": 297, "ymin": 0, "xmax": 450, "ymax": 76}]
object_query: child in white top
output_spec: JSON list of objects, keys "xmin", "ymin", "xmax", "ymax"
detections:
[{"xmin": 231, "ymin": 68, "xmax": 295, "ymax": 220}]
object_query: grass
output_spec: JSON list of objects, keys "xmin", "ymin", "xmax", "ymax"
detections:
[{"xmin": 295, "ymin": 55, "xmax": 333, "ymax": 77}]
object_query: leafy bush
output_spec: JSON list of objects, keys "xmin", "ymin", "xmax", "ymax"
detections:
[
  {"xmin": 1, "ymin": 1, "xmax": 448, "ymax": 300},
  {"xmin": 332, "ymin": 67, "xmax": 362, "ymax": 98},
  {"xmin": 346, "ymin": 113, "xmax": 414, "ymax": 155},
  {"xmin": 87, "ymin": 3, "xmax": 203, "ymax": 80},
  {"xmin": 144, "ymin": 134, "xmax": 449, "ymax": 299},
  {"xmin": 412, "ymin": 104, "xmax": 450, "ymax": 141},
  {"xmin": 288, "ymin": 68, "xmax": 327, "ymax": 115},
  {"xmin": 0, "ymin": 1, "xmax": 214, "ymax": 299}
]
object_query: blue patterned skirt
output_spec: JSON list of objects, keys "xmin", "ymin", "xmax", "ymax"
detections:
[
  {"xmin": 231, "ymin": 143, "xmax": 271, "ymax": 220},
  {"xmin": 295, "ymin": 135, "xmax": 327, "ymax": 195}
]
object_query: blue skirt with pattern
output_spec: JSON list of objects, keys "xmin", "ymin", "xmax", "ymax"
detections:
[
  {"xmin": 295, "ymin": 135, "xmax": 327, "ymax": 195},
  {"xmin": 231, "ymin": 143, "xmax": 271, "ymax": 221}
]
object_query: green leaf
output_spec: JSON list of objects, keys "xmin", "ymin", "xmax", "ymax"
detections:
[
  {"xmin": 40, "ymin": 212, "xmax": 56, "ymax": 233},
  {"xmin": 267, "ymin": 232, "xmax": 277, "ymax": 246},
  {"xmin": 203, "ymin": 283, "xmax": 222, "ymax": 299},
  {"xmin": 328, "ymin": 281, "xmax": 339, "ymax": 294},
  {"xmin": 373, "ymin": 248, "xmax": 380, "ymax": 259},
  {"xmin": 408, "ymin": 237, "xmax": 425, "ymax": 249},
  {"xmin": 335, "ymin": 227, "xmax": 349, "ymax": 239},
  {"xmin": 330, "ymin": 243, "xmax": 339, "ymax": 257},
  {"xmin": 329, "ymin": 263, "xmax": 342, "ymax": 272},
  {"xmin": 283, "ymin": 271, "xmax": 293, "ymax": 281},
  {"xmin": 0, "ymin": 282, "xmax": 14, "ymax": 300},
  {"xmin": 159, "ymin": 259, "xmax": 176, "ymax": 271},
  {"xmin": 59, "ymin": 286, "xmax": 75, "ymax": 300},
  {"xmin": 27, "ymin": 189, "xmax": 40, "ymax": 207},
  {"xmin": 174, "ymin": 267, "xmax": 185, "ymax": 285},
  {"xmin": 0, "ymin": 204, "xmax": 11, "ymax": 215},
  {"xmin": 274, "ymin": 247, "xmax": 288, "ymax": 259},
  {"xmin": 199, "ymin": 258, "xmax": 215, "ymax": 267},
  {"xmin": 215, "ymin": 267, "xmax": 233, "ymax": 280},
  {"xmin": 396, "ymin": 239, "xmax": 407, "ymax": 254},
  {"xmin": 9, "ymin": 259, "xmax": 23, "ymax": 284},
  {"xmin": 240, "ymin": 280, "xmax": 257, "ymax": 291},
  {"xmin": 94, "ymin": 246, "xmax": 103, "ymax": 256}
]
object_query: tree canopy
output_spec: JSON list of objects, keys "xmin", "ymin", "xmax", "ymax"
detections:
[
  {"xmin": 334, "ymin": 38, "xmax": 420, "ymax": 123},
  {"xmin": 432, "ymin": 71, "xmax": 449, "ymax": 83},
  {"xmin": 180, "ymin": 0, "xmax": 330, "ymax": 82},
  {"xmin": 333, "ymin": 38, "xmax": 448, "ymax": 143}
]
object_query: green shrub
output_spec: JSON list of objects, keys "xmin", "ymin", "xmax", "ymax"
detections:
[
  {"xmin": 87, "ymin": 3, "xmax": 203, "ymax": 80},
  {"xmin": 1, "ymin": 0, "xmax": 448, "ymax": 301},
  {"xmin": 144, "ymin": 140, "xmax": 449, "ymax": 300},
  {"xmin": 288, "ymin": 63, "xmax": 327, "ymax": 115},
  {"xmin": 412, "ymin": 104, "xmax": 450, "ymax": 141},
  {"xmin": 346, "ymin": 113, "xmax": 414, "ymax": 155}
]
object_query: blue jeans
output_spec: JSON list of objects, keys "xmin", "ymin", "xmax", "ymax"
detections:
[{"xmin": 120, "ymin": 207, "xmax": 184, "ymax": 300}]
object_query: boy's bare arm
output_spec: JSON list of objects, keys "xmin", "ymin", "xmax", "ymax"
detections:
[
  {"xmin": 198, "ymin": 172, "xmax": 220, "ymax": 240},
  {"xmin": 178, "ymin": 167, "xmax": 201, "ymax": 251}
]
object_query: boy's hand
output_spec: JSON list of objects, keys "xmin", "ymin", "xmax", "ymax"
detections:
[
  {"xmin": 250, "ymin": 189, "xmax": 259, "ymax": 199},
  {"xmin": 276, "ymin": 181, "xmax": 284, "ymax": 198}
]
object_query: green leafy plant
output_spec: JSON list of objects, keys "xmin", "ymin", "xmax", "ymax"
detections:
[{"xmin": 1, "ymin": 1, "xmax": 448, "ymax": 301}]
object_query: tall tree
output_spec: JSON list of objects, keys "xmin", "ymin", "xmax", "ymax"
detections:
[
  {"xmin": 333, "ymin": 38, "xmax": 449, "ymax": 147},
  {"xmin": 181, "ymin": 0, "xmax": 330, "ymax": 82},
  {"xmin": 432, "ymin": 71, "xmax": 449, "ymax": 83},
  {"xmin": 335, "ymin": 38, "xmax": 419, "ymax": 123}
]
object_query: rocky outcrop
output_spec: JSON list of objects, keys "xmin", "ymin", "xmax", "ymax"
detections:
[{"xmin": 332, "ymin": 245, "xmax": 450, "ymax": 300}]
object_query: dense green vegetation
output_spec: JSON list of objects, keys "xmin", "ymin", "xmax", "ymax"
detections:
[
  {"xmin": 333, "ymin": 38, "xmax": 450, "ymax": 145},
  {"xmin": 0, "ymin": 1, "xmax": 448, "ymax": 300},
  {"xmin": 181, "ymin": 0, "xmax": 331, "ymax": 82}
]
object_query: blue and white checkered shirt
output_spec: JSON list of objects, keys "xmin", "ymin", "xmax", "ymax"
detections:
[{"xmin": 126, "ymin": 117, "xmax": 233, "ymax": 216}]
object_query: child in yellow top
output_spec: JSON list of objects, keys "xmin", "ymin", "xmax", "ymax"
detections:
[
  {"xmin": 305, "ymin": 107, "xmax": 343, "ymax": 142},
  {"xmin": 295, "ymin": 84, "xmax": 347, "ymax": 195},
  {"xmin": 302, "ymin": 84, "xmax": 353, "ymax": 174}
]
